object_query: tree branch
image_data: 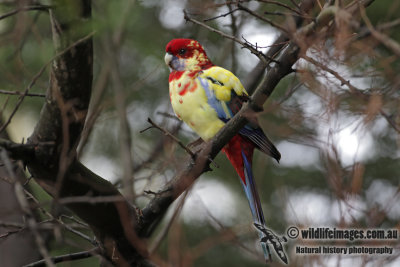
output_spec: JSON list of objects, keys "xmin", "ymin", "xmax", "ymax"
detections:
[
  {"xmin": 23, "ymin": 248, "xmax": 100, "ymax": 267},
  {"xmin": 0, "ymin": 5, "xmax": 50, "ymax": 21}
]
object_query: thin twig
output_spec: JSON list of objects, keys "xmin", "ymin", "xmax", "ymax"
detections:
[
  {"xmin": 0, "ymin": 220, "xmax": 24, "ymax": 228},
  {"xmin": 156, "ymin": 111, "xmax": 181, "ymax": 120},
  {"xmin": 356, "ymin": 18, "xmax": 400, "ymax": 40},
  {"xmin": 0, "ymin": 5, "xmax": 51, "ymax": 21},
  {"xmin": 302, "ymin": 54, "xmax": 361, "ymax": 95},
  {"xmin": 59, "ymin": 215, "xmax": 89, "ymax": 228},
  {"xmin": 183, "ymin": 10, "xmax": 273, "ymax": 65},
  {"xmin": 0, "ymin": 89, "xmax": 45, "ymax": 97},
  {"xmin": 379, "ymin": 110, "xmax": 400, "ymax": 134},
  {"xmin": 145, "ymin": 118, "xmax": 196, "ymax": 158},
  {"xmin": 237, "ymin": 3, "xmax": 289, "ymax": 34},
  {"xmin": 257, "ymin": 0, "xmax": 303, "ymax": 16},
  {"xmin": 142, "ymin": 118, "xmax": 219, "ymax": 169},
  {"xmin": 0, "ymin": 65, "xmax": 47, "ymax": 134},
  {"xmin": 207, "ymin": 1, "xmax": 251, "ymax": 8},
  {"xmin": 58, "ymin": 195, "xmax": 127, "ymax": 205},
  {"xmin": 134, "ymin": 119, "xmax": 182, "ymax": 173},
  {"xmin": 23, "ymin": 248, "xmax": 100, "ymax": 267},
  {"xmin": 229, "ymin": 3, "xmax": 239, "ymax": 73},
  {"xmin": 24, "ymin": 190, "xmax": 96, "ymax": 245},
  {"xmin": 288, "ymin": 0, "xmax": 300, "ymax": 9},
  {"xmin": 203, "ymin": 7, "xmax": 239, "ymax": 22}
]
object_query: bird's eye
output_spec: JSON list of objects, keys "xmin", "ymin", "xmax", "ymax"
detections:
[{"xmin": 178, "ymin": 48, "xmax": 186, "ymax": 55}]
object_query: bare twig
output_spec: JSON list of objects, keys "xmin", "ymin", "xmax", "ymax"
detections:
[
  {"xmin": 379, "ymin": 110, "xmax": 400, "ymax": 134},
  {"xmin": 302, "ymin": 54, "xmax": 362, "ymax": 95},
  {"xmin": 183, "ymin": 10, "xmax": 273, "ymax": 65},
  {"xmin": 0, "ymin": 5, "xmax": 50, "ymax": 21},
  {"xmin": 237, "ymin": 3, "xmax": 289, "ymax": 34},
  {"xmin": 288, "ymin": 0, "xmax": 300, "ymax": 9},
  {"xmin": 257, "ymin": 0, "xmax": 303, "ymax": 16},
  {"xmin": 143, "ymin": 118, "xmax": 196, "ymax": 158},
  {"xmin": 203, "ymin": 7, "xmax": 239, "ymax": 22},
  {"xmin": 0, "ymin": 220, "xmax": 24, "ymax": 228},
  {"xmin": 23, "ymin": 248, "xmax": 100, "ymax": 267},
  {"xmin": 0, "ymin": 66, "xmax": 47, "ymax": 134},
  {"xmin": 134, "ymin": 119, "xmax": 182, "ymax": 173},
  {"xmin": 58, "ymin": 195, "xmax": 127, "ymax": 205},
  {"xmin": 24, "ymin": 190, "xmax": 96, "ymax": 245},
  {"xmin": 206, "ymin": 1, "xmax": 250, "ymax": 8},
  {"xmin": 156, "ymin": 111, "xmax": 181, "ymax": 120},
  {"xmin": 0, "ymin": 89, "xmax": 45, "ymax": 97}
]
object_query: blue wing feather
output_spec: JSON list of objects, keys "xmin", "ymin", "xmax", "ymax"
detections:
[
  {"xmin": 198, "ymin": 76, "xmax": 232, "ymax": 120},
  {"xmin": 199, "ymin": 75, "xmax": 281, "ymax": 161}
]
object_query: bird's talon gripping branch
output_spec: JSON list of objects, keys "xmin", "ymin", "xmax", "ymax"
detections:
[{"xmin": 187, "ymin": 137, "xmax": 204, "ymax": 149}]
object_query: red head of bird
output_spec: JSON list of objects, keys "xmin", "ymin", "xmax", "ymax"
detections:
[{"xmin": 165, "ymin": 39, "xmax": 214, "ymax": 72}]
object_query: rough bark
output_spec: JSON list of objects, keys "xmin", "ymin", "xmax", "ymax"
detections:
[{"xmin": 24, "ymin": 1, "xmax": 148, "ymax": 266}]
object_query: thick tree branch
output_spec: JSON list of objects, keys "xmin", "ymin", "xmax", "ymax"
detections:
[{"xmin": 16, "ymin": 1, "xmax": 149, "ymax": 266}]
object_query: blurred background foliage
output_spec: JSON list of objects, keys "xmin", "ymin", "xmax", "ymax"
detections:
[{"xmin": 0, "ymin": 0, "xmax": 399, "ymax": 266}]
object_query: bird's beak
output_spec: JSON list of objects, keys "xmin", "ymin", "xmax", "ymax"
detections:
[{"xmin": 164, "ymin": 53, "xmax": 173, "ymax": 67}]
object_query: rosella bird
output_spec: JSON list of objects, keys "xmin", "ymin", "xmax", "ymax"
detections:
[{"xmin": 164, "ymin": 38, "xmax": 283, "ymax": 263}]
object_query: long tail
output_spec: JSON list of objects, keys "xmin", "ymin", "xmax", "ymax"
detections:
[
  {"xmin": 241, "ymin": 149, "xmax": 272, "ymax": 262},
  {"xmin": 223, "ymin": 135, "xmax": 271, "ymax": 262}
]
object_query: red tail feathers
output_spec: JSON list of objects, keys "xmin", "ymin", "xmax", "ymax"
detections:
[{"xmin": 222, "ymin": 135, "xmax": 255, "ymax": 184}]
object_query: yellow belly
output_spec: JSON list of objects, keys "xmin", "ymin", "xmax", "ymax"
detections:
[{"xmin": 169, "ymin": 76, "xmax": 224, "ymax": 141}]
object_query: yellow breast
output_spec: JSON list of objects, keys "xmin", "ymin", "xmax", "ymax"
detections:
[{"xmin": 169, "ymin": 72, "xmax": 225, "ymax": 140}]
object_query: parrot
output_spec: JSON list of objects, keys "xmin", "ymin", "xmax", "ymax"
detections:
[{"xmin": 164, "ymin": 38, "xmax": 285, "ymax": 263}]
